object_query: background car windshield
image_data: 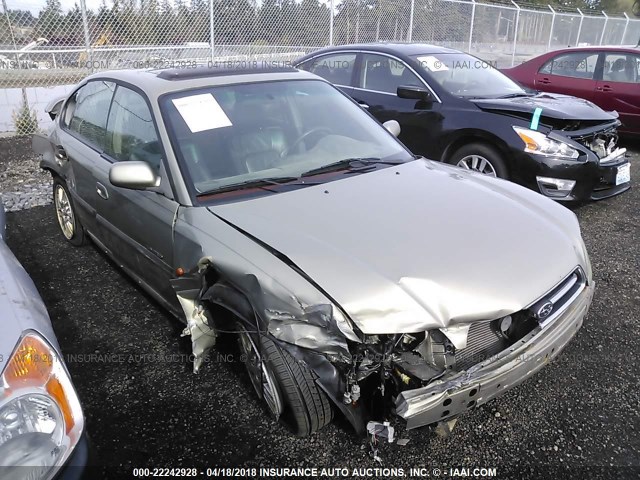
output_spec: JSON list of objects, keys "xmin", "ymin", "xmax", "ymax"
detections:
[
  {"xmin": 413, "ymin": 53, "xmax": 526, "ymax": 98},
  {"xmin": 162, "ymin": 80, "xmax": 411, "ymax": 194}
]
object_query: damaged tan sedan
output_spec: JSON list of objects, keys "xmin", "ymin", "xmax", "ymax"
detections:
[{"xmin": 33, "ymin": 67, "xmax": 594, "ymax": 437}]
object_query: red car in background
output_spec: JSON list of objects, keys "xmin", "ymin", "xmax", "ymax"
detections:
[{"xmin": 503, "ymin": 47, "xmax": 640, "ymax": 135}]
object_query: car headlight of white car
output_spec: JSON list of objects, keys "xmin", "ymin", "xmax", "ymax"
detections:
[
  {"xmin": 0, "ymin": 331, "xmax": 84, "ymax": 479},
  {"xmin": 513, "ymin": 126, "xmax": 580, "ymax": 160}
]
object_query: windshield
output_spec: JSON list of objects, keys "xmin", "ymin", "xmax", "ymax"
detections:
[
  {"xmin": 412, "ymin": 53, "xmax": 526, "ymax": 99},
  {"xmin": 161, "ymin": 79, "xmax": 412, "ymax": 195}
]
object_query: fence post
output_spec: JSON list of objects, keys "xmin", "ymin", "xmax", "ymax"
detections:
[
  {"xmin": 622, "ymin": 12, "xmax": 629, "ymax": 45},
  {"xmin": 547, "ymin": 6, "xmax": 555, "ymax": 51},
  {"xmin": 209, "ymin": 0, "xmax": 215, "ymax": 61},
  {"xmin": 329, "ymin": 0, "xmax": 334, "ymax": 45},
  {"xmin": 576, "ymin": 8, "xmax": 584, "ymax": 46},
  {"xmin": 510, "ymin": 0, "xmax": 520, "ymax": 67},
  {"xmin": 468, "ymin": 0, "xmax": 476, "ymax": 53},
  {"xmin": 79, "ymin": 0, "xmax": 92, "ymax": 72},
  {"xmin": 356, "ymin": 0, "xmax": 360, "ymax": 43},
  {"xmin": 2, "ymin": 0, "xmax": 20, "ymax": 68},
  {"xmin": 599, "ymin": 11, "xmax": 608, "ymax": 45},
  {"xmin": 408, "ymin": 0, "xmax": 415, "ymax": 42}
]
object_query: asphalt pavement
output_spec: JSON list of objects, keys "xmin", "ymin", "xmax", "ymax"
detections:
[{"xmin": 2, "ymin": 138, "xmax": 639, "ymax": 480}]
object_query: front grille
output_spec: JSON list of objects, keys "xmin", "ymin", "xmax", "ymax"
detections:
[
  {"xmin": 528, "ymin": 267, "xmax": 586, "ymax": 327},
  {"xmin": 454, "ymin": 268, "xmax": 587, "ymax": 371},
  {"xmin": 454, "ymin": 322, "xmax": 506, "ymax": 371}
]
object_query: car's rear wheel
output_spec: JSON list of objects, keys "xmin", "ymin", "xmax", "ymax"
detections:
[
  {"xmin": 238, "ymin": 325, "xmax": 333, "ymax": 436},
  {"xmin": 449, "ymin": 143, "xmax": 508, "ymax": 179},
  {"xmin": 53, "ymin": 178, "xmax": 87, "ymax": 246}
]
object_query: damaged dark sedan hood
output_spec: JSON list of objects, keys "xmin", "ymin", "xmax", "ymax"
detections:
[
  {"xmin": 208, "ymin": 160, "xmax": 589, "ymax": 334},
  {"xmin": 472, "ymin": 93, "xmax": 618, "ymax": 122}
]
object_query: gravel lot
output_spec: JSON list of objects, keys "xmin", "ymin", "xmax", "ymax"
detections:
[
  {"xmin": 0, "ymin": 137, "xmax": 52, "ymax": 211},
  {"xmin": 1, "ymin": 136, "xmax": 639, "ymax": 479}
]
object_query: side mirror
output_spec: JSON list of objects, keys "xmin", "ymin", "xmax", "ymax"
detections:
[
  {"xmin": 109, "ymin": 161, "xmax": 160, "ymax": 190},
  {"xmin": 383, "ymin": 120, "xmax": 401, "ymax": 137},
  {"xmin": 397, "ymin": 85, "xmax": 433, "ymax": 102}
]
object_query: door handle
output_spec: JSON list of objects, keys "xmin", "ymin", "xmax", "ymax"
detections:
[
  {"xmin": 54, "ymin": 145, "xmax": 67, "ymax": 163},
  {"xmin": 96, "ymin": 182, "xmax": 109, "ymax": 200},
  {"xmin": 597, "ymin": 85, "xmax": 613, "ymax": 92},
  {"xmin": 538, "ymin": 77, "xmax": 551, "ymax": 85}
]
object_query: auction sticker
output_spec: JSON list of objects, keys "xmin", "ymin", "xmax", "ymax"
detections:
[{"xmin": 172, "ymin": 93, "xmax": 232, "ymax": 133}]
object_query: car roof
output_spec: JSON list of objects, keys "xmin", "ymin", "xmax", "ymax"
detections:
[
  {"xmin": 82, "ymin": 66, "xmax": 321, "ymax": 99},
  {"xmin": 547, "ymin": 45, "xmax": 640, "ymax": 54},
  {"xmin": 307, "ymin": 42, "xmax": 461, "ymax": 57}
]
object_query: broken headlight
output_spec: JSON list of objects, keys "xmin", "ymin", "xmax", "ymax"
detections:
[
  {"xmin": 0, "ymin": 332, "xmax": 84, "ymax": 479},
  {"xmin": 513, "ymin": 126, "xmax": 580, "ymax": 160}
]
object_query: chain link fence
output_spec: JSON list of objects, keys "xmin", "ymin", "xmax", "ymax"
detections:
[{"xmin": 2, "ymin": 0, "xmax": 640, "ymax": 133}]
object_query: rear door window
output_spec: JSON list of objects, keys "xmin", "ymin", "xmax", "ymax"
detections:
[
  {"xmin": 66, "ymin": 80, "xmax": 116, "ymax": 150},
  {"xmin": 602, "ymin": 53, "xmax": 640, "ymax": 83}
]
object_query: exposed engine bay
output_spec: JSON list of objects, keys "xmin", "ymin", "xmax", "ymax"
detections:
[
  {"xmin": 341, "ymin": 312, "xmax": 539, "ymax": 423},
  {"xmin": 567, "ymin": 121, "xmax": 626, "ymax": 164}
]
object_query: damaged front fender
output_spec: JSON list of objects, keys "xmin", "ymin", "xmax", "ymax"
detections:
[
  {"xmin": 169, "ymin": 252, "xmax": 369, "ymax": 432},
  {"xmin": 169, "ymin": 211, "xmax": 362, "ymax": 376},
  {"xmin": 172, "ymin": 262, "xmax": 356, "ymax": 371},
  {"xmin": 267, "ymin": 304, "xmax": 352, "ymax": 362}
]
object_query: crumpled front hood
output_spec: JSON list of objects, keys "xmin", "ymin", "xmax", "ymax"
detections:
[
  {"xmin": 209, "ymin": 160, "xmax": 588, "ymax": 334},
  {"xmin": 473, "ymin": 93, "xmax": 617, "ymax": 122}
]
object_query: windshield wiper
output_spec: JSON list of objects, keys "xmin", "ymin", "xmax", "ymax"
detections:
[
  {"xmin": 196, "ymin": 176, "xmax": 299, "ymax": 196},
  {"xmin": 300, "ymin": 157, "xmax": 403, "ymax": 178},
  {"xmin": 197, "ymin": 158, "xmax": 406, "ymax": 197}
]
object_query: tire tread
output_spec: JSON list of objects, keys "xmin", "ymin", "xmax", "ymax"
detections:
[{"xmin": 261, "ymin": 336, "xmax": 333, "ymax": 436}]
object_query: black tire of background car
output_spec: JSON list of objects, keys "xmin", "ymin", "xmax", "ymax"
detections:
[
  {"xmin": 633, "ymin": 0, "xmax": 640, "ymax": 17},
  {"xmin": 448, "ymin": 142, "xmax": 509, "ymax": 179},
  {"xmin": 53, "ymin": 177, "xmax": 88, "ymax": 247},
  {"xmin": 260, "ymin": 335, "xmax": 334, "ymax": 436}
]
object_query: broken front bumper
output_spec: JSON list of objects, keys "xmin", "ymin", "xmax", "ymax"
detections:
[{"xmin": 395, "ymin": 283, "xmax": 594, "ymax": 429}]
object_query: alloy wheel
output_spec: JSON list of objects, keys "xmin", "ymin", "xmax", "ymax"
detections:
[
  {"xmin": 54, "ymin": 184, "xmax": 75, "ymax": 240},
  {"xmin": 456, "ymin": 154, "xmax": 498, "ymax": 177},
  {"xmin": 238, "ymin": 327, "xmax": 283, "ymax": 418}
]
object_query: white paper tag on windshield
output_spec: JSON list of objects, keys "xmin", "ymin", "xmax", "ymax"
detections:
[
  {"xmin": 172, "ymin": 93, "xmax": 232, "ymax": 133},
  {"xmin": 416, "ymin": 55, "xmax": 449, "ymax": 72}
]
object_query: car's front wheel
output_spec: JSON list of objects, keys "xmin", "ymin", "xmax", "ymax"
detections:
[
  {"xmin": 448, "ymin": 143, "xmax": 508, "ymax": 179},
  {"xmin": 238, "ymin": 325, "xmax": 333, "ymax": 436},
  {"xmin": 53, "ymin": 177, "xmax": 87, "ymax": 246}
]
